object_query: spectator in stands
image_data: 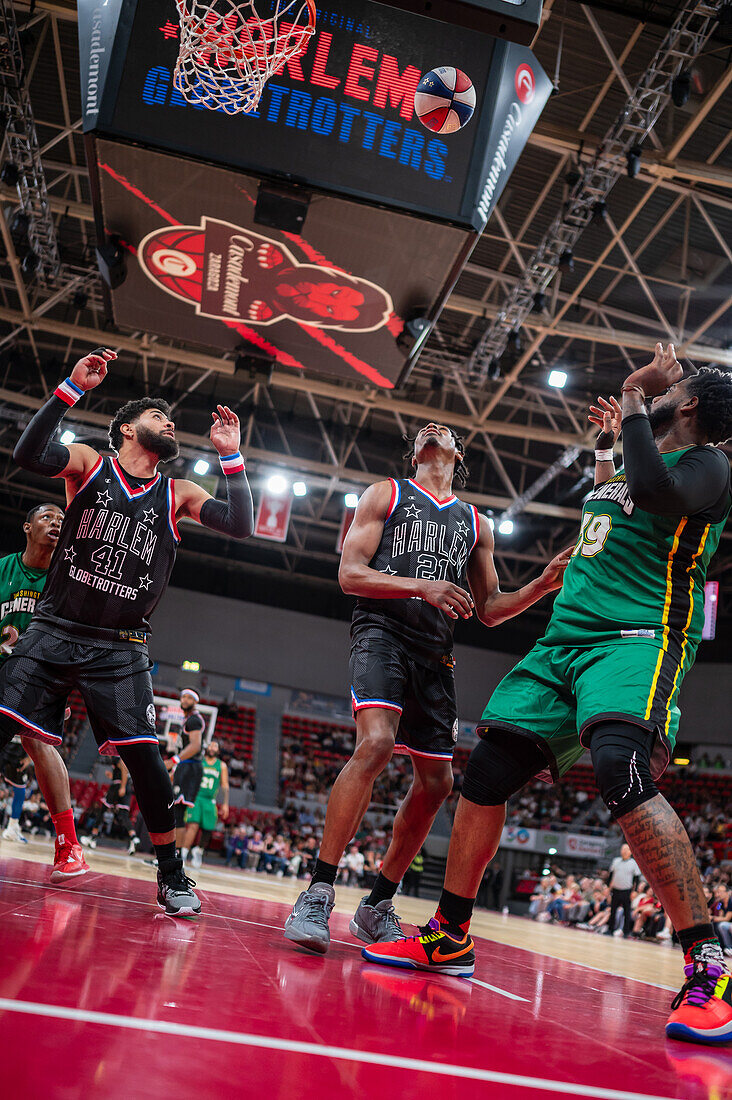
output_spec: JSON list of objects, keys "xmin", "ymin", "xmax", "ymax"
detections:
[
  {"xmin": 342, "ymin": 844, "xmax": 365, "ymax": 887},
  {"xmin": 710, "ymin": 883, "xmax": 732, "ymax": 956},
  {"xmin": 224, "ymin": 825, "xmax": 249, "ymax": 869},
  {"xmin": 529, "ymin": 874, "xmax": 557, "ymax": 919},
  {"xmin": 402, "ymin": 849, "xmax": 425, "ymax": 897}
]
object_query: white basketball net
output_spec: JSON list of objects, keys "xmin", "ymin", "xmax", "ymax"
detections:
[{"xmin": 174, "ymin": 0, "xmax": 316, "ymax": 115}]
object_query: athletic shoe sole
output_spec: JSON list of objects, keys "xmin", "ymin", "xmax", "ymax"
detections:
[
  {"xmin": 666, "ymin": 1022, "xmax": 732, "ymax": 1045},
  {"xmin": 50, "ymin": 867, "xmax": 89, "ymax": 884},
  {"xmin": 349, "ymin": 918, "xmax": 375, "ymax": 944},
  {"xmin": 360, "ymin": 945, "xmax": 474, "ymax": 977},
  {"xmin": 156, "ymin": 899, "xmax": 201, "ymax": 919},
  {"xmin": 283, "ymin": 923, "xmax": 329, "ymax": 954}
]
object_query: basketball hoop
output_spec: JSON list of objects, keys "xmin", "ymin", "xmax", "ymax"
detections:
[{"xmin": 174, "ymin": 0, "xmax": 317, "ymax": 116}]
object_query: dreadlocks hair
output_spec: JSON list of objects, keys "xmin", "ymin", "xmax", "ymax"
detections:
[
  {"xmin": 685, "ymin": 367, "xmax": 732, "ymax": 445},
  {"xmin": 402, "ymin": 427, "xmax": 469, "ymax": 487},
  {"xmin": 108, "ymin": 397, "xmax": 172, "ymax": 453}
]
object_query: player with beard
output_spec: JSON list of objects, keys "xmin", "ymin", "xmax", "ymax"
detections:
[
  {"xmin": 0, "ymin": 503, "xmax": 90, "ymax": 879},
  {"xmin": 284, "ymin": 422, "xmax": 572, "ymax": 954},
  {"xmin": 363, "ymin": 346, "xmax": 732, "ymax": 1048},
  {"xmin": 0, "ymin": 348, "xmax": 254, "ymax": 916},
  {"xmin": 170, "ymin": 688, "xmax": 205, "ymax": 856}
]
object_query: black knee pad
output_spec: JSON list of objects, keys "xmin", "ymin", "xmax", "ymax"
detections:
[
  {"xmin": 116, "ymin": 742, "xmax": 175, "ymax": 835},
  {"xmin": 588, "ymin": 721, "xmax": 658, "ymax": 819},
  {"xmin": 461, "ymin": 730, "xmax": 546, "ymax": 806}
]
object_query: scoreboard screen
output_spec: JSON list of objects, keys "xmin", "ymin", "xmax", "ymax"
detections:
[{"xmin": 81, "ymin": 0, "xmax": 551, "ymax": 230}]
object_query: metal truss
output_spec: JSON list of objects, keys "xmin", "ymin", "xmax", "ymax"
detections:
[
  {"xmin": 0, "ymin": 0, "xmax": 62, "ymax": 283},
  {"xmin": 468, "ymin": 0, "xmax": 726, "ymax": 378}
]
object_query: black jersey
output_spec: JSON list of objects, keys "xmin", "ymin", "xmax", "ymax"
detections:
[
  {"xmin": 181, "ymin": 711, "xmax": 205, "ymax": 759},
  {"xmin": 351, "ymin": 478, "xmax": 480, "ymax": 655},
  {"xmin": 35, "ymin": 456, "xmax": 180, "ymax": 634}
]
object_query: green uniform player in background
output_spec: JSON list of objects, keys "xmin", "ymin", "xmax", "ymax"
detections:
[
  {"xmin": 182, "ymin": 740, "xmax": 229, "ymax": 868},
  {"xmin": 362, "ymin": 344, "xmax": 732, "ymax": 1048}
]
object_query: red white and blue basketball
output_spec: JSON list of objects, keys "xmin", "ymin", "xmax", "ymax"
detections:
[{"xmin": 414, "ymin": 67, "xmax": 476, "ymax": 135}]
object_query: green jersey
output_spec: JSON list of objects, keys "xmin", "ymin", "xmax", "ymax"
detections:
[
  {"xmin": 197, "ymin": 758, "xmax": 222, "ymax": 802},
  {"xmin": 0, "ymin": 553, "xmax": 48, "ymax": 662},
  {"xmin": 545, "ymin": 447, "xmax": 729, "ymax": 656}
]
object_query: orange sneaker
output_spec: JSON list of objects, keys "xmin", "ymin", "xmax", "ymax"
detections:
[
  {"xmin": 666, "ymin": 963, "xmax": 732, "ymax": 1045},
  {"xmin": 50, "ymin": 839, "xmax": 90, "ymax": 884},
  {"xmin": 362, "ymin": 925, "xmax": 475, "ymax": 977}
]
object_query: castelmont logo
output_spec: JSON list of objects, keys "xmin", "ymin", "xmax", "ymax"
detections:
[
  {"xmin": 515, "ymin": 63, "xmax": 535, "ymax": 105},
  {"xmin": 138, "ymin": 218, "xmax": 393, "ymax": 334}
]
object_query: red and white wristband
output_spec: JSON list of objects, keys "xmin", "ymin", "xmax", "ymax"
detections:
[
  {"xmin": 54, "ymin": 377, "xmax": 84, "ymax": 407},
  {"xmin": 219, "ymin": 451, "xmax": 245, "ymax": 476}
]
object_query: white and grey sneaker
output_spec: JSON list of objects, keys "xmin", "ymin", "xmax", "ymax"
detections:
[
  {"xmin": 2, "ymin": 820, "xmax": 27, "ymax": 843},
  {"xmin": 157, "ymin": 860, "xmax": 202, "ymax": 918},
  {"xmin": 191, "ymin": 846, "xmax": 203, "ymax": 869},
  {"xmin": 350, "ymin": 897, "xmax": 405, "ymax": 944},
  {"xmin": 283, "ymin": 883, "xmax": 335, "ymax": 954}
]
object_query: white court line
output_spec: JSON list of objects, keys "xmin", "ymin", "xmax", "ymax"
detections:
[
  {"xmin": 0, "ymin": 997, "xmax": 679, "ymax": 1100},
  {"xmin": 468, "ymin": 977, "xmax": 528, "ymax": 1001}
]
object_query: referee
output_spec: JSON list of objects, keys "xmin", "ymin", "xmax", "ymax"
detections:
[{"xmin": 608, "ymin": 844, "xmax": 641, "ymax": 937}]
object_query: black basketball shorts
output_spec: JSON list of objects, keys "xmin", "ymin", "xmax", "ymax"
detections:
[
  {"xmin": 349, "ymin": 626, "xmax": 458, "ymax": 761},
  {"xmin": 0, "ymin": 626, "xmax": 159, "ymax": 757},
  {"xmin": 172, "ymin": 759, "xmax": 203, "ymax": 827}
]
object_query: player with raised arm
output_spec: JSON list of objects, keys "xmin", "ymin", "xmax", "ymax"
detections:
[
  {"xmin": 363, "ymin": 346, "xmax": 732, "ymax": 1047},
  {"xmin": 284, "ymin": 422, "xmax": 571, "ymax": 953},
  {"xmin": 0, "ymin": 348, "xmax": 254, "ymax": 916},
  {"xmin": 0, "ymin": 503, "xmax": 90, "ymax": 879}
]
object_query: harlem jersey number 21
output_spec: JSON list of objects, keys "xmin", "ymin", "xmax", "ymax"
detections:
[{"xmin": 573, "ymin": 513, "xmax": 612, "ymax": 558}]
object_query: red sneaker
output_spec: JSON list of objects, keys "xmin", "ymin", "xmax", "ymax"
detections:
[
  {"xmin": 361, "ymin": 926, "xmax": 475, "ymax": 977},
  {"xmin": 666, "ymin": 963, "xmax": 732, "ymax": 1045},
  {"xmin": 50, "ymin": 839, "xmax": 90, "ymax": 884}
]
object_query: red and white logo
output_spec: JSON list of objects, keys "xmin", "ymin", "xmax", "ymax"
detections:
[{"xmin": 515, "ymin": 63, "xmax": 535, "ymax": 105}]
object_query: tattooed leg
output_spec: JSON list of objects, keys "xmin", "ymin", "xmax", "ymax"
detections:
[{"xmin": 617, "ymin": 794, "xmax": 709, "ymax": 929}]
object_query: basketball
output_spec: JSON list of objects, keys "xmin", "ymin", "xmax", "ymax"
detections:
[{"xmin": 414, "ymin": 67, "xmax": 476, "ymax": 135}]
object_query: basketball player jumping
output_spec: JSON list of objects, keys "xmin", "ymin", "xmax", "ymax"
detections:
[
  {"xmin": 171, "ymin": 688, "xmax": 206, "ymax": 856},
  {"xmin": 284, "ymin": 422, "xmax": 572, "ymax": 953},
  {"xmin": 0, "ymin": 503, "xmax": 90, "ymax": 880},
  {"xmin": 363, "ymin": 347, "xmax": 732, "ymax": 1047},
  {"xmin": 0, "ymin": 348, "xmax": 254, "ymax": 916}
]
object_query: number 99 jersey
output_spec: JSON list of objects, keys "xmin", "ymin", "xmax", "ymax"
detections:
[{"xmin": 545, "ymin": 447, "xmax": 729, "ymax": 655}]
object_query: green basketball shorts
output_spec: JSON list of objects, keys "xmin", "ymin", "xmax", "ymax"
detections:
[
  {"xmin": 185, "ymin": 797, "xmax": 219, "ymax": 832},
  {"xmin": 478, "ymin": 638, "xmax": 685, "ymax": 783}
]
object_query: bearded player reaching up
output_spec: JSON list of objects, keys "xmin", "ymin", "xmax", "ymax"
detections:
[
  {"xmin": 363, "ymin": 345, "xmax": 732, "ymax": 1047},
  {"xmin": 0, "ymin": 349, "xmax": 254, "ymax": 916}
]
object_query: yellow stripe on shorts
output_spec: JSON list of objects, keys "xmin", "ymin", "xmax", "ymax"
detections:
[{"xmin": 644, "ymin": 518, "xmax": 686, "ymax": 722}]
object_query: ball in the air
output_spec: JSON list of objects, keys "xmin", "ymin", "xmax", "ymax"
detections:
[{"xmin": 414, "ymin": 67, "xmax": 476, "ymax": 135}]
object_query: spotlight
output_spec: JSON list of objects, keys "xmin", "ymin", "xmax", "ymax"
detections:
[
  {"xmin": 718, "ymin": 1, "xmax": 732, "ymax": 25},
  {"xmin": 344, "ymin": 492, "xmax": 359, "ymax": 508},
  {"xmin": 498, "ymin": 518, "xmax": 514, "ymax": 535},
  {"xmin": 292, "ymin": 481, "xmax": 307, "ymax": 497},
  {"xmin": 548, "ymin": 369, "xmax": 568, "ymax": 389},
  {"xmin": 532, "ymin": 291, "xmax": 546, "ymax": 313},
  {"xmin": 671, "ymin": 71, "xmax": 691, "ymax": 108},
  {"xmin": 486, "ymin": 359, "xmax": 501, "ymax": 381},
  {"xmin": 9, "ymin": 209, "xmax": 28, "ymax": 237},
  {"xmin": 21, "ymin": 249, "xmax": 39, "ymax": 277},
  {"xmin": 60, "ymin": 429, "xmax": 76, "ymax": 445},
  {"xmin": 626, "ymin": 145, "xmax": 642, "ymax": 179},
  {"xmin": 564, "ymin": 165, "xmax": 581, "ymax": 187},
  {"xmin": 72, "ymin": 289, "xmax": 88, "ymax": 310},
  {"xmin": 507, "ymin": 330, "xmax": 522, "ymax": 354},
  {"xmin": 193, "ymin": 458, "xmax": 210, "ymax": 476},
  {"xmin": 591, "ymin": 200, "xmax": 607, "ymax": 224},
  {"xmin": 0, "ymin": 162, "xmax": 19, "ymax": 187},
  {"xmin": 96, "ymin": 237, "xmax": 126, "ymax": 289},
  {"xmin": 430, "ymin": 371, "xmax": 444, "ymax": 392},
  {"xmin": 234, "ymin": 349, "xmax": 274, "ymax": 385},
  {"xmin": 267, "ymin": 474, "xmax": 289, "ymax": 495},
  {"xmin": 559, "ymin": 250, "xmax": 574, "ymax": 272}
]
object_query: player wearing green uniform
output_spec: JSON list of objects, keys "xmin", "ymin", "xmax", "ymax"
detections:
[
  {"xmin": 182, "ymin": 740, "xmax": 229, "ymax": 867},
  {"xmin": 0, "ymin": 504, "xmax": 90, "ymax": 881},
  {"xmin": 363, "ymin": 345, "xmax": 732, "ymax": 1048}
]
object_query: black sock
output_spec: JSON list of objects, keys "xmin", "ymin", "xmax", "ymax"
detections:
[
  {"xmin": 310, "ymin": 858, "xmax": 338, "ymax": 888},
  {"xmin": 678, "ymin": 923, "xmax": 723, "ymax": 967},
  {"xmin": 436, "ymin": 888, "xmax": 475, "ymax": 937},
  {"xmin": 155, "ymin": 841, "xmax": 179, "ymax": 871},
  {"xmin": 365, "ymin": 872, "xmax": 399, "ymax": 907}
]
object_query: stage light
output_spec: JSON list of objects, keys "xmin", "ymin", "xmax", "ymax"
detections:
[
  {"xmin": 72, "ymin": 289, "xmax": 88, "ymax": 310},
  {"xmin": 193, "ymin": 458, "xmax": 210, "ymax": 476},
  {"xmin": 548, "ymin": 369, "xmax": 568, "ymax": 389},
  {"xmin": 626, "ymin": 145, "xmax": 642, "ymax": 179},
  {"xmin": 548, "ymin": 847, "xmax": 557, "ymax": 856},
  {"xmin": 532, "ymin": 291, "xmax": 546, "ymax": 313},
  {"xmin": 498, "ymin": 518, "xmax": 514, "ymax": 535},
  {"xmin": 344, "ymin": 492, "xmax": 359, "ymax": 508},
  {"xmin": 21, "ymin": 249, "xmax": 39, "ymax": 277},
  {"xmin": 486, "ymin": 359, "xmax": 501, "ymax": 381},
  {"xmin": 60, "ymin": 429, "xmax": 76, "ymax": 445},
  {"xmin": 671, "ymin": 71, "xmax": 691, "ymax": 108},
  {"xmin": 292, "ymin": 481, "xmax": 307, "ymax": 497},
  {"xmin": 267, "ymin": 474, "xmax": 289, "ymax": 495},
  {"xmin": 0, "ymin": 162, "xmax": 19, "ymax": 187},
  {"xmin": 673, "ymin": 757, "xmax": 690, "ymax": 767},
  {"xmin": 181, "ymin": 660, "xmax": 200, "ymax": 672},
  {"xmin": 507, "ymin": 330, "xmax": 522, "ymax": 354},
  {"xmin": 591, "ymin": 200, "xmax": 607, "ymax": 224},
  {"xmin": 9, "ymin": 210, "xmax": 28, "ymax": 237},
  {"xmin": 559, "ymin": 250, "xmax": 574, "ymax": 272}
]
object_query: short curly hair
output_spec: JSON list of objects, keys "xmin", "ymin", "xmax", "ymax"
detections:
[
  {"xmin": 402, "ymin": 426, "xmax": 469, "ymax": 487},
  {"xmin": 108, "ymin": 397, "xmax": 172, "ymax": 453},
  {"xmin": 686, "ymin": 367, "xmax": 732, "ymax": 445}
]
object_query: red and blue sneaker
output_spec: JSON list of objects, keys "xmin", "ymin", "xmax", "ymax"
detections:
[
  {"xmin": 361, "ymin": 923, "xmax": 475, "ymax": 977},
  {"xmin": 666, "ymin": 963, "xmax": 732, "ymax": 1045}
]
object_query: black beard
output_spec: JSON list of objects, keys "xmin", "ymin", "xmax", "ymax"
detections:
[
  {"xmin": 136, "ymin": 424, "xmax": 179, "ymax": 461},
  {"xmin": 646, "ymin": 403, "xmax": 675, "ymax": 437}
]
